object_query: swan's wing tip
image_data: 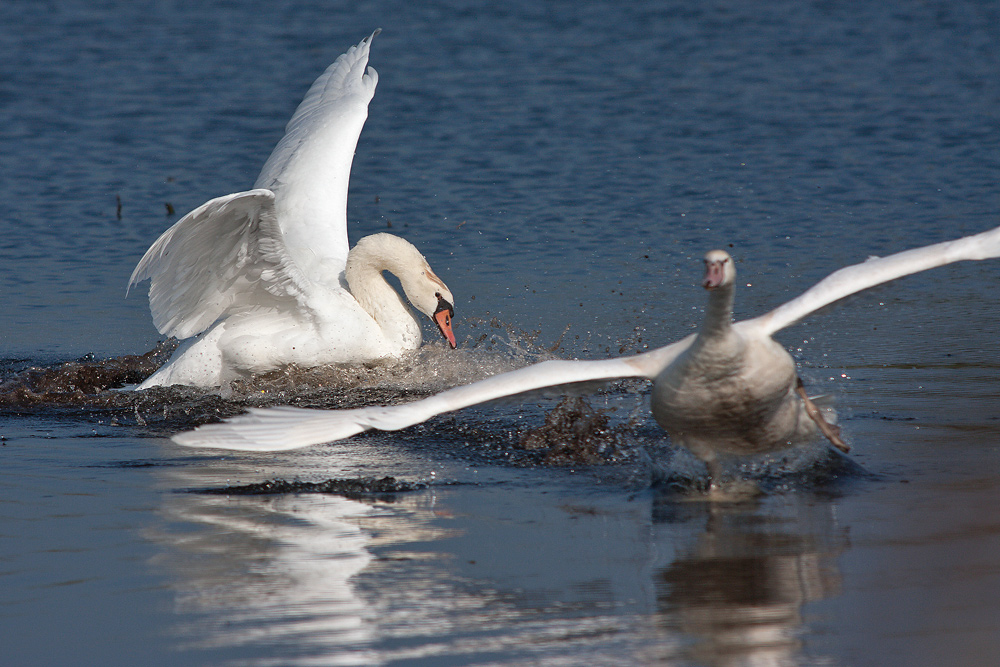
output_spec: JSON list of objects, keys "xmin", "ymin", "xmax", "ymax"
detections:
[
  {"xmin": 748, "ymin": 223, "xmax": 1000, "ymax": 336},
  {"xmin": 171, "ymin": 405, "xmax": 371, "ymax": 452}
]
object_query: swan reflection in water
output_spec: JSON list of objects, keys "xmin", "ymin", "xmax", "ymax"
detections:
[
  {"xmin": 652, "ymin": 496, "xmax": 848, "ymax": 666},
  {"xmin": 149, "ymin": 458, "xmax": 847, "ymax": 665},
  {"xmin": 150, "ymin": 488, "xmax": 381, "ymax": 663}
]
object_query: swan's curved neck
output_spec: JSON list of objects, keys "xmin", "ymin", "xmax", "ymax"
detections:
[{"xmin": 345, "ymin": 243, "xmax": 420, "ymax": 344}]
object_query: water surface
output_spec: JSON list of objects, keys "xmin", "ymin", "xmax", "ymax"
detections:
[{"xmin": 2, "ymin": 1, "xmax": 999, "ymax": 665}]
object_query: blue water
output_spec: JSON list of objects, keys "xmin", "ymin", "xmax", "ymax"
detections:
[{"xmin": 2, "ymin": 1, "xmax": 1000, "ymax": 665}]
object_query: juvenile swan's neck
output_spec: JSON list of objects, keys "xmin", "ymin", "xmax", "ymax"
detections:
[{"xmin": 699, "ymin": 284, "xmax": 735, "ymax": 340}]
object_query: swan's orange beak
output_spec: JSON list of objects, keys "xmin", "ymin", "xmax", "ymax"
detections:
[{"xmin": 433, "ymin": 298, "xmax": 457, "ymax": 349}]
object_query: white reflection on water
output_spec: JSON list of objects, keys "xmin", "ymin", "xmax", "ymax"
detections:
[
  {"xmin": 149, "ymin": 455, "xmax": 847, "ymax": 666},
  {"xmin": 152, "ymin": 489, "xmax": 381, "ymax": 666}
]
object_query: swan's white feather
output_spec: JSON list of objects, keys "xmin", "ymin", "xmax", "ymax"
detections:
[
  {"xmin": 254, "ymin": 30, "xmax": 379, "ymax": 279},
  {"xmin": 746, "ymin": 224, "xmax": 1000, "ymax": 337},
  {"xmin": 172, "ymin": 343, "xmax": 688, "ymax": 451},
  {"xmin": 131, "ymin": 33, "xmax": 458, "ymax": 389},
  {"xmin": 131, "ymin": 33, "xmax": 380, "ymax": 341},
  {"xmin": 127, "ymin": 190, "xmax": 310, "ymax": 339}
]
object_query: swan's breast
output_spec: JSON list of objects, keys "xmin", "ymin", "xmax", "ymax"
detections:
[{"xmin": 650, "ymin": 334, "xmax": 798, "ymax": 450}]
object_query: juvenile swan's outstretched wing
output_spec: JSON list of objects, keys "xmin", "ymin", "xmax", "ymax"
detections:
[
  {"xmin": 172, "ymin": 342, "xmax": 688, "ymax": 451},
  {"xmin": 254, "ymin": 30, "xmax": 380, "ymax": 275},
  {"xmin": 745, "ymin": 224, "xmax": 1000, "ymax": 338}
]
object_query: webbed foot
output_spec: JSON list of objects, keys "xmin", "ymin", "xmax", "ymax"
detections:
[{"xmin": 796, "ymin": 377, "xmax": 849, "ymax": 453}]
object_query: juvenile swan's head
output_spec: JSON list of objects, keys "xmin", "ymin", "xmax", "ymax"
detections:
[{"xmin": 702, "ymin": 249, "xmax": 735, "ymax": 290}]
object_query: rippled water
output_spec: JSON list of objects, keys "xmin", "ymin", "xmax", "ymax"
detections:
[{"xmin": 2, "ymin": 1, "xmax": 1000, "ymax": 665}]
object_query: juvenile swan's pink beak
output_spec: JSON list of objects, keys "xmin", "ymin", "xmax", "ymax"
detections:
[
  {"xmin": 703, "ymin": 259, "xmax": 727, "ymax": 289},
  {"xmin": 433, "ymin": 298, "xmax": 457, "ymax": 349}
]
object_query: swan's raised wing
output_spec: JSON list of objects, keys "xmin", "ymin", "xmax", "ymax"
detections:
[
  {"xmin": 172, "ymin": 341, "xmax": 689, "ymax": 451},
  {"xmin": 254, "ymin": 31, "xmax": 380, "ymax": 277},
  {"xmin": 128, "ymin": 189, "xmax": 311, "ymax": 339},
  {"xmin": 129, "ymin": 33, "xmax": 379, "ymax": 338},
  {"xmin": 745, "ymin": 224, "xmax": 1000, "ymax": 337}
]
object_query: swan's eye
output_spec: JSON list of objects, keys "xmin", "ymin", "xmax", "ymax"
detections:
[{"xmin": 435, "ymin": 292, "xmax": 441, "ymax": 298}]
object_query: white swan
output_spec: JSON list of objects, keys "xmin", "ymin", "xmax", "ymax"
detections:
[
  {"xmin": 172, "ymin": 225, "xmax": 1000, "ymax": 473},
  {"xmin": 128, "ymin": 32, "xmax": 456, "ymax": 390}
]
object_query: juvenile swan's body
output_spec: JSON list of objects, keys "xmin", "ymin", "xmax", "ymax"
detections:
[
  {"xmin": 129, "ymin": 32, "xmax": 456, "ymax": 389},
  {"xmin": 650, "ymin": 250, "xmax": 843, "ymax": 480},
  {"xmin": 173, "ymin": 225, "xmax": 1000, "ymax": 477}
]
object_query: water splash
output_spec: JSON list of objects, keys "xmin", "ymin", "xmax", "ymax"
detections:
[
  {"xmin": 0, "ymin": 320, "xmax": 553, "ymax": 430},
  {"xmin": 0, "ymin": 322, "xmax": 864, "ymax": 491}
]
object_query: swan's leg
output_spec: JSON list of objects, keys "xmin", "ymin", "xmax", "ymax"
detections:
[
  {"xmin": 706, "ymin": 457, "xmax": 723, "ymax": 492},
  {"xmin": 701, "ymin": 454, "xmax": 761, "ymax": 501},
  {"xmin": 796, "ymin": 377, "xmax": 850, "ymax": 452}
]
